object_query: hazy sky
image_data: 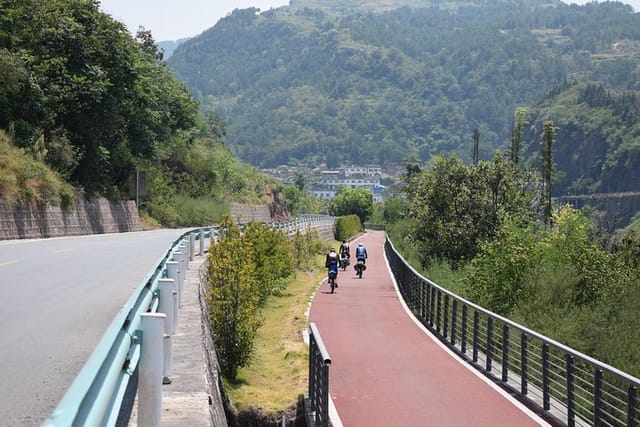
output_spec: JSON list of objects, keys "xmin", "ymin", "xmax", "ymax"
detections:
[
  {"xmin": 99, "ymin": 0, "xmax": 290, "ymax": 41},
  {"xmin": 98, "ymin": 0, "xmax": 639, "ymax": 42}
]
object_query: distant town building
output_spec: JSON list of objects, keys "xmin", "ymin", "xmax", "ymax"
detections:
[
  {"xmin": 311, "ymin": 190, "xmax": 338, "ymax": 200},
  {"xmin": 344, "ymin": 165, "xmax": 382, "ymax": 177},
  {"xmin": 311, "ymin": 165, "xmax": 384, "ymax": 202}
]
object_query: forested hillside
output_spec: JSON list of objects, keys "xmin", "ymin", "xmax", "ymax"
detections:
[
  {"xmin": 0, "ymin": 0, "xmax": 288, "ymax": 226},
  {"xmin": 168, "ymin": 0, "xmax": 640, "ymax": 195},
  {"xmin": 525, "ymin": 82, "xmax": 640, "ymax": 195}
]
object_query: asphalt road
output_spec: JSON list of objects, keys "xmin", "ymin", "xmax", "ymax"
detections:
[{"xmin": 0, "ymin": 229, "xmax": 194, "ymax": 426}]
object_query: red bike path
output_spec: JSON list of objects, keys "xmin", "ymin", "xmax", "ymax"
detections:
[{"xmin": 309, "ymin": 231, "xmax": 549, "ymax": 427}]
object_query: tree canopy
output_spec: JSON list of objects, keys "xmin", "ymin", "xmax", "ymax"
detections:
[
  {"xmin": 0, "ymin": 0, "xmax": 295, "ymax": 225},
  {"xmin": 328, "ymin": 187, "xmax": 373, "ymax": 224},
  {"xmin": 0, "ymin": 0, "xmax": 203, "ymax": 196},
  {"xmin": 405, "ymin": 153, "xmax": 535, "ymax": 267}
]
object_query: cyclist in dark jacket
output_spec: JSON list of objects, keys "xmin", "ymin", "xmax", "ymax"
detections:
[
  {"xmin": 339, "ymin": 240, "xmax": 350, "ymax": 259},
  {"xmin": 325, "ymin": 247, "xmax": 340, "ymax": 286},
  {"xmin": 355, "ymin": 243, "xmax": 368, "ymax": 264}
]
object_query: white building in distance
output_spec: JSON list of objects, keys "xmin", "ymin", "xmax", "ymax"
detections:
[{"xmin": 311, "ymin": 165, "xmax": 384, "ymax": 202}]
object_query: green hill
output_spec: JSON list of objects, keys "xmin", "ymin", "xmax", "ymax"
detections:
[
  {"xmin": 525, "ymin": 81, "xmax": 640, "ymax": 195},
  {"xmin": 167, "ymin": 0, "xmax": 640, "ymax": 192}
]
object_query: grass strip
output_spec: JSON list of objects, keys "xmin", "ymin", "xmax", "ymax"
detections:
[{"xmin": 224, "ymin": 253, "xmax": 327, "ymax": 414}]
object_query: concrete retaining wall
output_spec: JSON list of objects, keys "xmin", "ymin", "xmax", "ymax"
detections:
[
  {"xmin": 0, "ymin": 198, "xmax": 141, "ymax": 240},
  {"xmin": 229, "ymin": 204, "xmax": 273, "ymax": 224},
  {"xmin": 314, "ymin": 224, "xmax": 335, "ymax": 241}
]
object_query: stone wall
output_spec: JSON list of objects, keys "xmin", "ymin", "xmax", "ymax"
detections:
[
  {"xmin": 313, "ymin": 224, "xmax": 335, "ymax": 241},
  {"xmin": 0, "ymin": 198, "xmax": 141, "ymax": 240},
  {"xmin": 229, "ymin": 203, "xmax": 273, "ymax": 224}
]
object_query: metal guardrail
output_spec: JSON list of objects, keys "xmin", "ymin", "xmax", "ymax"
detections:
[
  {"xmin": 42, "ymin": 215, "xmax": 335, "ymax": 426},
  {"xmin": 42, "ymin": 227, "xmax": 216, "ymax": 427},
  {"xmin": 268, "ymin": 214, "xmax": 335, "ymax": 237},
  {"xmin": 385, "ymin": 236, "xmax": 640, "ymax": 427},
  {"xmin": 306, "ymin": 323, "xmax": 332, "ymax": 427}
]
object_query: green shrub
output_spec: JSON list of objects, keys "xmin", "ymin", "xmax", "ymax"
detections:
[
  {"xmin": 0, "ymin": 130, "xmax": 76, "ymax": 207},
  {"xmin": 174, "ymin": 195, "xmax": 228, "ymax": 226},
  {"xmin": 244, "ymin": 222, "xmax": 294, "ymax": 303},
  {"xmin": 334, "ymin": 214, "xmax": 361, "ymax": 241},
  {"xmin": 206, "ymin": 217, "xmax": 262, "ymax": 379},
  {"xmin": 465, "ymin": 219, "xmax": 538, "ymax": 315},
  {"xmin": 291, "ymin": 229, "xmax": 325, "ymax": 270}
]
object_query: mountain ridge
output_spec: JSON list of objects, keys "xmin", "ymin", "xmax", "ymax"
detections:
[{"xmin": 167, "ymin": 0, "xmax": 640, "ymax": 195}]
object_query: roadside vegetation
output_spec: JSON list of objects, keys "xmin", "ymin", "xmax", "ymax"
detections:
[
  {"xmin": 0, "ymin": 130, "xmax": 75, "ymax": 208},
  {"xmin": 386, "ymin": 147, "xmax": 640, "ymax": 378},
  {"xmin": 0, "ymin": 0, "xmax": 312, "ymax": 227},
  {"xmin": 205, "ymin": 217, "xmax": 329, "ymax": 422}
]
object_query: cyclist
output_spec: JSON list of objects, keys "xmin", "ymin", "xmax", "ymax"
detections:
[
  {"xmin": 339, "ymin": 240, "xmax": 350, "ymax": 259},
  {"xmin": 355, "ymin": 243, "xmax": 368, "ymax": 264},
  {"xmin": 325, "ymin": 247, "xmax": 340, "ymax": 287}
]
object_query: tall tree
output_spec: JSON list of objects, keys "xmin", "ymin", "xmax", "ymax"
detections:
[
  {"xmin": 541, "ymin": 121, "xmax": 556, "ymax": 226},
  {"xmin": 328, "ymin": 187, "xmax": 374, "ymax": 225},
  {"xmin": 405, "ymin": 154, "xmax": 534, "ymax": 268},
  {"xmin": 510, "ymin": 108, "xmax": 527, "ymax": 166}
]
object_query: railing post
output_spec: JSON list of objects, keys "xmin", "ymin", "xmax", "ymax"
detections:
[
  {"xmin": 424, "ymin": 283, "xmax": 431, "ymax": 325},
  {"xmin": 567, "ymin": 354, "xmax": 575, "ymax": 426},
  {"xmin": 138, "ymin": 313, "xmax": 166, "ymax": 427},
  {"xmin": 542, "ymin": 343, "xmax": 550, "ymax": 411},
  {"xmin": 419, "ymin": 281, "xmax": 424, "ymax": 321},
  {"xmin": 461, "ymin": 304, "xmax": 468, "ymax": 355},
  {"xmin": 189, "ymin": 233, "xmax": 195, "ymax": 261},
  {"xmin": 166, "ymin": 261, "xmax": 179, "ymax": 333},
  {"xmin": 436, "ymin": 291, "xmax": 442, "ymax": 333},
  {"xmin": 450, "ymin": 299, "xmax": 457, "ymax": 346},
  {"xmin": 443, "ymin": 294, "xmax": 449, "ymax": 339},
  {"xmin": 628, "ymin": 385, "xmax": 637, "ymax": 427},
  {"xmin": 521, "ymin": 333, "xmax": 528, "ymax": 395},
  {"xmin": 501, "ymin": 324, "xmax": 509, "ymax": 383},
  {"xmin": 308, "ymin": 323, "xmax": 331, "ymax": 427},
  {"xmin": 199, "ymin": 229, "xmax": 205, "ymax": 256},
  {"xmin": 594, "ymin": 368, "xmax": 602, "ymax": 426},
  {"xmin": 473, "ymin": 310, "xmax": 479, "ymax": 363},
  {"xmin": 429, "ymin": 285, "xmax": 436, "ymax": 327},
  {"xmin": 486, "ymin": 317, "xmax": 493, "ymax": 372},
  {"xmin": 157, "ymin": 279, "xmax": 174, "ymax": 384}
]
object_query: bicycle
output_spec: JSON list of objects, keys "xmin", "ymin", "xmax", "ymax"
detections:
[
  {"xmin": 354, "ymin": 259, "xmax": 366, "ymax": 278},
  {"xmin": 328, "ymin": 269, "xmax": 338, "ymax": 293},
  {"xmin": 339, "ymin": 254, "xmax": 350, "ymax": 271}
]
